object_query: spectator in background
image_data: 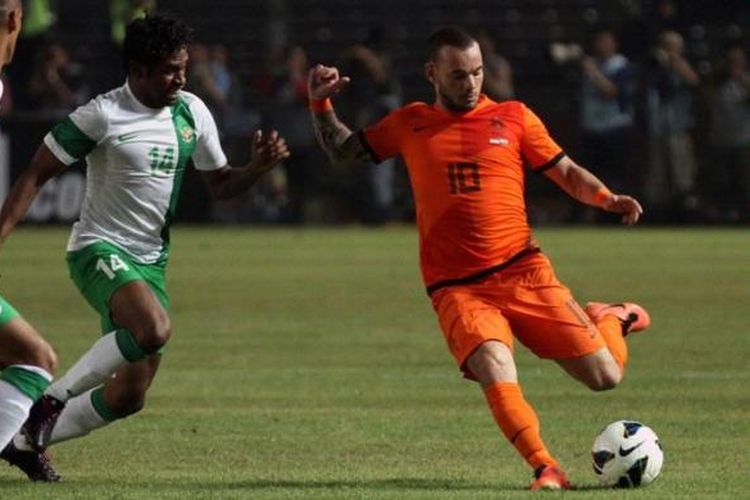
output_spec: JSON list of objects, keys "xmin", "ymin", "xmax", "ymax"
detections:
[
  {"xmin": 187, "ymin": 42, "xmax": 232, "ymax": 131},
  {"xmin": 210, "ymin": 45, "xmax": 233, "ymax": 106},
  {"xmin": 623, "ymin": 0, "xmax": 690, "ymax": 59},
  {"xmin": 22, "ymin": 0, "xmax": 55, "ymax": 39},
  {"xmin": 338, "ymin": 28, "xmax": 401, "ymax": 224},
  {"xmin": 477, "ymin": 31, "xmax": 514, "ymax": 101},
  {"xmin": 267, "ymin": 45, "xmax": 320, "ymax": 223},
  {"xmin": 645, "ymin": 31, "xmax": 700, "ymax": 216},
  {"xmin": 109, "ymin": 0, "xmax": 155, "ymax": 46},
  {"xmin": 579, "ymin": 30, "xmax": 634, "ymax": 210},
  {"xmin": 649, "ymin": 0, "xmax": 685, "ymax": 42},
  {"xmin": 6, "ymin": 0, "xmax": 56, "ymax": 108},
  {"xmin": 27, "ymin": 42, "xmax": 89, "ymax": 117},
  {"xmin": 186, "ymin": 42, "xmax": 269, "ymax": 224},
  {"xmin": 707, "ymin": 44, "xmax": 750, "ymax": 222}
]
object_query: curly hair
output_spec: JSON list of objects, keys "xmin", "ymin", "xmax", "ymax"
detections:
[{"xmin": 123, "ymin": 14, "xmax": 193, "ymax": 72}]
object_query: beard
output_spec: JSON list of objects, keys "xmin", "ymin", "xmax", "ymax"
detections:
[{"xmin": 437, "ymin": 89, "xmax": 478, "ymax": 112}]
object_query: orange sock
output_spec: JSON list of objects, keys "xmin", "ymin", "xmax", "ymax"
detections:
[
  {"xmin": 483, "ymin": 382, "xmax": 557, "ymax": 470},
  {"xmin": 596, "ymin": 315, "xmax": 628, "ymax": 370}
]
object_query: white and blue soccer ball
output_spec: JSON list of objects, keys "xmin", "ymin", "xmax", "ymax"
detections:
[{"xmin": 591, "ymin": 420, "xmax": 664, "ymax": 488}]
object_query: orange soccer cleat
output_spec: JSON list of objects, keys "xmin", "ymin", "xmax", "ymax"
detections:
[
  {"xmin": 530, "ymin": 465, "xmax": 571, "ymax": 491},
  {"xmin": 585, "ymin": 302, "xmax": 651, "ymax": 336}
]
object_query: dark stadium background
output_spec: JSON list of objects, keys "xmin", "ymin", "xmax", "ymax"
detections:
[{"xmin": 2, "ymin": 0, "xmax": 747, "ymax": 225}]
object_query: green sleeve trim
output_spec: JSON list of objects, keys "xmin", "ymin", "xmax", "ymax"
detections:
[
  {"xmin": 91, "ymin": 387, "xmax": 121, "ymax": 422},
  {"xmin": 50, "ymin": 117, "xmax": 97, "ymax": 160},
  {"xmin": 0, "ymin": 366, "xmax": 50, "ymax": 401}
]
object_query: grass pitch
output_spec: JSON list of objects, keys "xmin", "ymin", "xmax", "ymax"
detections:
[{"xmin": 0, "ymin": 226, "xmax": 746, "ymax": 499}]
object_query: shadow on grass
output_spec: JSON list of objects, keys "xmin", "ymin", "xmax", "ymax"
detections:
[
  {"xmin": 1, "ymin": 476, "xmax": 529, "ymax": 492},
  {"xmin": 570, "ymin": 484, "xmax": 621, "ymax": 491},
  {"xmin": 208, "ymin": 478, "xmax": 526, "ymax": 491},
  {"xmin": 0, "ymin": 476, "xmax": 614, "ymax": 492}
]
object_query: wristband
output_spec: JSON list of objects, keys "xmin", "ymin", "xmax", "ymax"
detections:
[
  {"xmin": 594, "ymin": 187, "xmax": 614, "ymax": 206},
  {"xmin": 309, "ymin": 98, "xmax": 333, "ymax": 113}
]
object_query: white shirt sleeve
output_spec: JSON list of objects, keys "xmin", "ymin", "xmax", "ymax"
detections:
[{"xmin": 190, "ymin": 98, "xmax": 227, "ymax": 171}]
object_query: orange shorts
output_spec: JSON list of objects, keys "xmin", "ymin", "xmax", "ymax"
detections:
[{"xmin": 430, "ymin": 253, "xmax": 604, "ymax": 373}]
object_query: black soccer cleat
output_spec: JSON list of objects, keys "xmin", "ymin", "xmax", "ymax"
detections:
[
  {"xmin": 22, "ymin": 395, "xmax": 65, "ymax": 451},
  {"xmin": 0, "ymin": 442, "xmax": 61, "ymax": 482}
]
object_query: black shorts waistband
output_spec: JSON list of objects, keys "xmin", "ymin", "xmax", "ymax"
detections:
[{"xmin": 425, "ymin": 247, "xmax": 541, "ymax": 296}]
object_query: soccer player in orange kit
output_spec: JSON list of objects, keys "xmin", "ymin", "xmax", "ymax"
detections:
[{"xmin": 307, "ymin": 26, "xmax": 650, "ymax": 490}]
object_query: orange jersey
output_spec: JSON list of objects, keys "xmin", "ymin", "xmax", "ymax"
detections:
[{"xmin": 360, "ymin": 95, "xmax": 564, "ymax": 292}]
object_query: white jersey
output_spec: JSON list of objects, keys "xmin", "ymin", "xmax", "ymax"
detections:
[{"xmin": 44, "ymin": 82, "xmax": 226, "ymax": 263}]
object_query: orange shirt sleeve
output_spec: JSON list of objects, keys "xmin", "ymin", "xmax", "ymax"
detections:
[
  {"xmin": 520, "ymin": 104, "xmax": 565, "ymax": 172},
  {"xmin": 360, "ymin": 109, "xmax": 405, "ymax": 163}
]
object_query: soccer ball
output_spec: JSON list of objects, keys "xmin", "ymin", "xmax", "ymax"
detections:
[{"xmin": 591, "ymin": 420, "xmax": 663, "ymax": 488}]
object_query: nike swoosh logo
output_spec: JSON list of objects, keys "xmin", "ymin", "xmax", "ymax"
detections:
[
  {"xmin": 412, "ymin": 125, "xmax": 429, "ymax": 132},
  {"xmin": 618, "ymin": 442, "xmax": 644, "ymax": 457},
  {"xmin": 117, "ymin": 132, "xmax": 140, "ymax": 143}
]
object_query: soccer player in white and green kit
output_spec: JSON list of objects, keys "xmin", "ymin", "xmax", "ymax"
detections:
[
  {"xmin": 0, "ymin": 0, "xmax": 59, "ymax": 481},
  {"xmin": 0, "ymin": 14, "xmax": 289, "ymax": 480}
]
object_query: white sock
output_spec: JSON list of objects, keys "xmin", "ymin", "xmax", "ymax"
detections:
[
  {"xmin": 47, "ymin": 389, "xmax": 108, "ymax": 446},
  {"xmin": 0, "ymin": 380, "xmax": 33, "ymax": 450},
  {"xmin": 47, "ymin": 331, "xmax": 128, "ymax": 402}
]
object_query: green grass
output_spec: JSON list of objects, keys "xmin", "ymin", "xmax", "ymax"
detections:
[{"xmin": 0, "ymin": 226, "xmax": 747, "ymax": 499}]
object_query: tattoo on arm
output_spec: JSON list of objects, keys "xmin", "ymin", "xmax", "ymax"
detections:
[{"xmin": 312, "ymin": 110, "xmax": 371, "ymax": 165}]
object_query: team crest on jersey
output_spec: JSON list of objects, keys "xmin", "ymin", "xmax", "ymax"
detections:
[
  {"xmin": 181, "ymin": 125, "xmax": 195, "ymax": 143},
  {"xmin": 490, "ymin": 117, "xmax": 504, "ymax": 130}
]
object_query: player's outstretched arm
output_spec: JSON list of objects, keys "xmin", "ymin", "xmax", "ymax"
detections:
[
  {"xmin": 0, "ymin": 144, "xmax": 67, "ymax": 245},
  {"xmin": 544, "ymin": 156, "xmax": 643, "ymax": 225},
  {"xmin": 308, "ymin": 64, "xmax": 371, "ymax": 166},
  {"xmin": 201, "ymin": 129, "xmax": 290, "ymax": 200}
]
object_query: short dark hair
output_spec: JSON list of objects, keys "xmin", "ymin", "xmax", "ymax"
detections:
[
  {"xmin": 428, "ymin": 25, "xmax": 477, "ymax": 61},
  {"xmin": 123, "ymin": 14, "xmax": 193, "ymax": 72}
]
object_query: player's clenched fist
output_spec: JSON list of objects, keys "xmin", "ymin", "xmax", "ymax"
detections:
[{"xmin": 307, "ymin": 64, "xmax": 351, "ymax": 101}]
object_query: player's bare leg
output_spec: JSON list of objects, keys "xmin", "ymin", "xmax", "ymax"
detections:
[
  {"xmin": 0, "ymin": 321, "xmax": 57, "ymax": 429},
  {"xmin": 0, "ymin": 320, "xmax": 57, "ymax": 375},
  {"xmin": 24, "ymin": 281, "xmax": 170, "ymax": 453},
  {"xmin": 0, "ymin": 318, "xmax": 59, "ymax": 481},
  {"xmin": 109, "ymin": 281, "xmax": 172, "ymax": 354},
  {"xmin": 44, "ymin": 355, "xmax": 160, "ymax": 448},
  {"xmin": 466, "ymin": 340, "xmax": 570, "ymax": 490},
  {"xmin": 557, "ymin": 302, "xmax": 651, "ymax": 391},
  {"xmin": 101, "ymin": 355, "xmax": 161, "ymax": 418},
  {"xmin": 556, "ymin": 347, "xmax": 622, "ymax": 391}
]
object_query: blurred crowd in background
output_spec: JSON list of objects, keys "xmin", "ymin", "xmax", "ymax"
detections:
[{"xmin": 1, "ymin": 0, "xmax": 748, "ymax": 225}]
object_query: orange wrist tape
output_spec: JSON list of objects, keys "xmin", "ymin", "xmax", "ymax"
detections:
[
  {"xmin": 309, "ymin": 98, "xmax": 333, "ymax": 113},
  {"xmin": 594, "ymin": 187, "xmax": 613, "ymax": 206}
]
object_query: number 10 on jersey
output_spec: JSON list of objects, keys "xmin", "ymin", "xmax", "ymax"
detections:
[{"xmin": 448, "ymin": 162, "xmax": 481, "ymax": 194}]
